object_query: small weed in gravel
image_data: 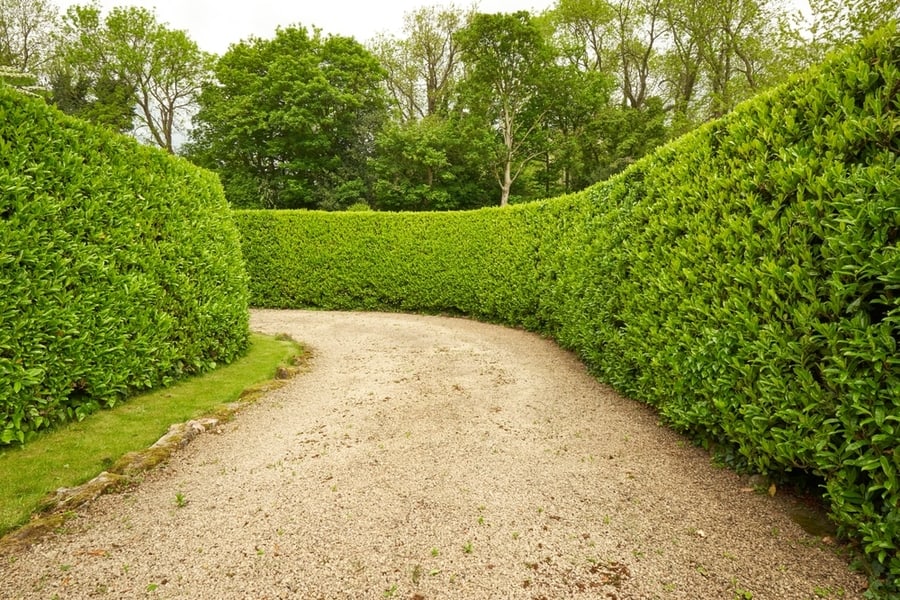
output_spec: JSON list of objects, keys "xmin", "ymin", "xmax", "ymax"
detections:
[
  {"xmin": 731, "ymin": 578, "xmax": 753, "ymax": 599},
  {"xmin": 814, "ymin": 586, "xmax": 846, "ymax": 598}
]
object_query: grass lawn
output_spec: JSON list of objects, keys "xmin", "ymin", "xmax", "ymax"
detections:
[{"xmin": 0, "ymin": 333, "xmax": 303, "ymax": 537}]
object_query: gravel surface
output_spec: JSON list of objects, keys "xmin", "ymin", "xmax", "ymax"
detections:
[{"xmin": 0, "ymin": 310, "xmax": 867, "ymax": 599}]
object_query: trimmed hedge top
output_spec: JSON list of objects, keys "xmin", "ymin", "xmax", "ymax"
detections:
[
  {"xmin": 235, "ymin": 27, "xmax": 900, "ymax": 594},
  {"xmin": 0, "ymin": 84, "xmax": 249, "ymax": 444}
]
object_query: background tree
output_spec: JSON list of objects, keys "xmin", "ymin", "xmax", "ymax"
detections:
[
  {"xmin": 370, "ymin": 113, "xmax": 496, "ymax": 210},
  {"xmin": 542, "ymin": 0, "xmax": 669, "ymax": 193},
  {"xmin": 0, "ymin": 0, "xmax": 56, "ymax": 73},
  {"xmin": 613, "ymin": 0, "xmax": 667, "ymax": 109},
  {"xmin": 455, "ymin": 11, "xmax": 559, "ymax": 206},
  {"xmin": 185, "ymin": 25, "xmax": 388, "ymax": 210},
  {"xmin": 548, "ymin": 0, "xmax": 618, "ymax": 72},
  {"xmin": 52, "ymin": 3, "xmax": 211, "ymax": 151},
  {"xmin": 658, "ymin": 0, "xmax": 803, "ymax": 125},
  {"xmin": 48, "ymin": 68, "xmax": 135, "ymax": 132},
  {"xmin": 805, "ymin": 0, "xmax": 900, "ymax": 60},
  {"xmin": 370, "ymin": 5, "xmax": 466, "ymax": 121},
  {"xmin": 544, "ymin": 0, "xmax": 807, "ymax": 140},
  {"xmin": 367, "ymin": 5, "xmax": 499, "ymax": 211}
]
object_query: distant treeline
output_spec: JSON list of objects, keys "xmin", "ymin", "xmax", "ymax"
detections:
[{"xmin": 1, "ymin": 0, "xmax": 897, "ymax": 209}]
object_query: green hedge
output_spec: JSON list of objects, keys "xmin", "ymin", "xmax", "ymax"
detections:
[
  {"xmin": 543, "ymin": 30, "xmax": 899, "ymax": 592},
  {"xmin": 0, "ymin": 85, "xmax": 249, "ymax": 445},
  {"xmin": 236, "ymin": 27, "xmax": 899, "ymax": 594},
  {"xmin": 235, "ymin": 207, "xmax": 545, "ymax": 325}
]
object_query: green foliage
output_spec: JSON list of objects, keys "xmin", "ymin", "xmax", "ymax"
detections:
[
  {"xmin": 368, "ymin": 5, "xmax": 466, "ymax": 121},
  {"xmin": 455, "ymin": 11, "xmax": 560, "ymax": 205},
  {"xmin": 51, "ymin": 4, "xmax": 213, "ymax": 152},
  {"xmin": 807, "ymin": 0, "xmax": 900, "ymax": 57},
  {"xmin": 0, "ymin": 84, "xmax": 249, "ymax": 445},
  {"xmin": 236, "ymin": 27, "xmax": 900, "ymax": 594},
  {"xmin": 185, "ymin": 25, "xmax": 388, "ymax": 210},
  {"xmin": 0, "ymin": 0, "xmax": 57, "ymax": 73},
  {"xmin": 370, "ymin": 114, "xmax": 496, "ymax": 211},
  {"xmin": 48, "ymin": 70, "xmax": 135, "ymax": 134},
  {"xmin": 234, "ymin": 207, "xmax": 542, "ymax": 326},
  {"xmin": 364, "ymin": 0, "xmax": 813, "ymax": 207}
]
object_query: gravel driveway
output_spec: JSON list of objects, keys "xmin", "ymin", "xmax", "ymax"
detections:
[{"xmin": 0, "ymin": 310, "xmax": 866, "ymax": 599}]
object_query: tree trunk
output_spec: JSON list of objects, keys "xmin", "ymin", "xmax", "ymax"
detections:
[{"xmin": 500, "ymin": 159, "xmax": 512, "ymax": 206}]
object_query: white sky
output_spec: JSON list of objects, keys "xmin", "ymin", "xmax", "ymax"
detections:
[{"xmin": 53, "ymin": 0, "xmax": 557, "ymax": 55}]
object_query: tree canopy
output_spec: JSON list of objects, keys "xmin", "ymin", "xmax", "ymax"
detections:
[
  {"xmin": 184, "ymin": 25, "xmax": 388, "ymax": 210},
  {"xmin": 455, "ymin": 11, "xmax": 560, "ymax": 206},
  {"xmin": 0, "ymin": 0, "xmax": 56, "ymax": 73},
  {"xmin": 1, "ymin": 0, "xmax": 895, "ymax": 209},
  {"xmin": 50, "ymin": 4, "xmax": 212, "ymax": 152}
]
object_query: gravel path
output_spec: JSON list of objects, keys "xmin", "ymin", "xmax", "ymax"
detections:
[{"xmin": 0, "ymin": 310, "xmax": 866, "ymax": 599}]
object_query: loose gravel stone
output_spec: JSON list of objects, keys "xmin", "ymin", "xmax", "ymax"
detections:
[{"xmin": 0, "ymin": 310, "xmax": 867, "ymax": 599}]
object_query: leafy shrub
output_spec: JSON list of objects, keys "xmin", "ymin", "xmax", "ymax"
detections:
[
  {"xmin": 236, "ymin": 27, "xmax": 899, "ymax": 595},
  {"xmin": 0, "ymin": 84, "xmax": 249, "ymax": 444},
  {"xmin": 235, "ymin": 208, "xmax": 543, "ymax": 326}
]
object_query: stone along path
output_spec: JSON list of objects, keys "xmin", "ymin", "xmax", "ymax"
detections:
[{"xmin": 0, "ymin": 310, "xmax": 865, "ymax": 599}]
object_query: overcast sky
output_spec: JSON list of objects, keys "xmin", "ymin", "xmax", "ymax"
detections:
[{"xmin": 53, "ymin": 1, "xmax": 558, "ymax": 55}]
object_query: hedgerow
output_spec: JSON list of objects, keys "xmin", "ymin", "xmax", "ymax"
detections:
[
  {"xmin": 0, "ymin": 85, "xmax": 249, "ymax": 445},
  {"xmin": 235, "ymin": 27, "xmax": 899, "ymax": 594},
  {"xmin": 236, "ymin": 207, "xmax": 543, "ymax": 325}
]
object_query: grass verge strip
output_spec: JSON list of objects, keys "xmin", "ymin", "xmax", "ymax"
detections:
[{"xmin": 0, "ymin": 333, "xmax": 303, "ymax": 538}]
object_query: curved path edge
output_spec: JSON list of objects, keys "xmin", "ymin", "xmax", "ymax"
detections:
[{"xmin": 0, "ymin": 310, "xmax": 867, "ymax": 599}]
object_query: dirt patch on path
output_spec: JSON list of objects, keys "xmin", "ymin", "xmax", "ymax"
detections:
[{"xmin": 0, "ymin": 310, "xmax": 866, "ymax": 599}]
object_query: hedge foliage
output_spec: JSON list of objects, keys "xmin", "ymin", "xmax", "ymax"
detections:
[
  {"xmin": 236, "ymin": 207, "xmax": 545, "ymax": 324},
  {"xmin": 0, "ymin": 85, "xmax": 249, "ymax": 445},
  {"xmin": 235, "ymin": 27, "xmax": 900, "ymax": 593}
]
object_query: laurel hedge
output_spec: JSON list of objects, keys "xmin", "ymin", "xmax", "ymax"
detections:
[
  {"xmin": 235, "ymin": 206, "xmax": 546, "ymax": 324},
  {"xmin": 0, "ymin": 85, "xmax": 249, "ymax": 445},
  {"xmin": 237, "ymin": 28, "xmax": 899, "ymax": 593}
]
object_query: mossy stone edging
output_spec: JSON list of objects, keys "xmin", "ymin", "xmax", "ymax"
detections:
[{"xmin": 0, "ymin": 361, "xmax": 307, "ymax": 555}]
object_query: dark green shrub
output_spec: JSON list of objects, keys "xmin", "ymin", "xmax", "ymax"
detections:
[
  {"xmin": 236, "ymin": 27, "xmax": 899, "ymax": 595},
  {"xmin": 0, "ymin": 85, "xmax": 249, "ymax": 444}
]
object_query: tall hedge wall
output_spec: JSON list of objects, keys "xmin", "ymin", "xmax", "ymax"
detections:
[
  {"xmin": 236, "ymin": 207, "xmax": 544, "ymax": 324},
  {"xmin": 235, "ymin": 27, "xmax": 900, "ymax": 593},
  {"xmin": 0, "ymin": 85, "xmax": 249, "ymax": 444}
]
